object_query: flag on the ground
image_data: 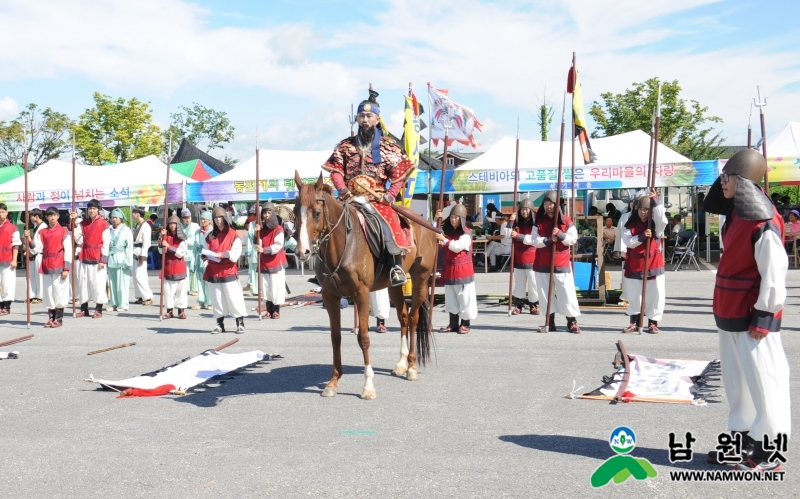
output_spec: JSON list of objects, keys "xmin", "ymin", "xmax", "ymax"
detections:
[
  {"xmin": 428, "ymin": 84, "xmax": 483, "ymax": 148},
  {"xmin": 567, "ymin": 67, "xmax": 597, "ymax": 164},
  {"xmin": 400, "ymin": 93, "xmax": 422, "ymax": 207}
]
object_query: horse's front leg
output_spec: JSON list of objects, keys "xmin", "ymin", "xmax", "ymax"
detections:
[
  {"xmin": 388, "ymin": 285, "xmax": 410, "ymax": 376},
  {"xmin": 354, "ymin": 290, "xmax": 376, "ymax": 400},
  {"xmin": 321, "ymin": 291, "xmax": 343, "ymax": 397}
]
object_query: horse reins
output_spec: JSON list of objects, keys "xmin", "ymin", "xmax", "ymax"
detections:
[{"xmin": 312, "ymin": 195, "xmax": 351, "ymax": 297}]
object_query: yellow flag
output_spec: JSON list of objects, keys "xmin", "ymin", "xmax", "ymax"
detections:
[{"xmin": 400, "ymin": 94, "xmax": 421, "ymax": 207}]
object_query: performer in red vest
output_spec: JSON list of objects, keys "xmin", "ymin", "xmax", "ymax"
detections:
[
  {"xmin": 0, "ymin": 203, "xmax": 21, "ymax": 316},
  {"xmin": 703, "ymin": 149, "xmax": 790, "ymax": 471},
  {"xmin": 159, "ymin": 215, "xmax": 189, "ymax": 319},
  {"xmin": 621, "ymin": 190, "xmax": 668, "ymax": 333},
  {"xmin": 202, "ymin": 206, "xmax": 247, "ymax": 334},
  {"xmin": 531, "ymin": 191, "xmax": 581, "ymax": 333},
  {"xmin": 26, "ymin": 208, "xmax": 46, "ymax": 304},
  {"xmin": 254, "ymin": 202, "xmax": 287, "ymax": 319},
  {"xmin": 507, "ymin": 198, "xmax": 540, "ymax": 315},
  {"xmin": 435, "ymin": 204, "xmax": 476, "ymax": 334},
  {"xmin": 71, "ymin": 199, "xmax": 110, "ymax": 318},
  {"xmin": 27, "ymin": 207, "xmax": 71, "ymax": 327}
]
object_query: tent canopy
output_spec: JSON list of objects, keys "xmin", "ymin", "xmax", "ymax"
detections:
[
  {"xmin": 213, "ymin": 149, "xmax": 332, "ymax": 182},
  {"xmin": 0, "ymin": 155, "xmax": 195, "ymax": 193},
  {"xmin": 767, "ymin": 122, "xmax": 800, "ymax": 158},
  {"xmin": 170, "ymin": 159, "xmax": 219, "ymax": 181},
  {"xmin": 0, "ymin": 164, "xmax": 24, "ymax": 186},
  {"xmin": 458, "ymin": 130, "xmax": 691, "ymax": 171},
  {"xmin": 170, "ymin": 138, "xmax": 233, "ymax": 174}
]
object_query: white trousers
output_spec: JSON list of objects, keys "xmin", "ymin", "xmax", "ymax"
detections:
[
  {"xmin": 43, "ymin": 273, "xmax": 70, "ymax": 309},
  {"xmin": 512, "ymin": 268, "xmax": 539, "ymax": 303},
  {"xmin": 260, "ymin": 270, "xmax": 286, "ymax": 305},
  {"xmin": 369, "ymin": 289, "xmax": 390, "ymax": 320},
  {"xmin": 487, "ymin": 242, "xmax": 511, "ymax": 266},
  {"xmin": 207, "ymin": 281, "xmax": 248, "ymax": 319},
  {"xmin": 29, "ymin": 255, "xmax": 43, "ymax": 299},
  {"xmin": 132, "ymin": 261, "xmax": 153, "ymax": 300},
  {"xmin": 0, "ymin": 265, "xmax": 16, "ymax": 302},
  {"xmin": 623, "ymin": 275, "xmax": 665, "ymax": 321},
  {"xmin": 619, "ymin": 260, "xmax": 627, "ymax": 301},
  {"xmin": 77, "ymin": 263, "xmax": 107, "ymax": 305},
  {"xmin": 719, "ymin": 330, "xmax": 791, "ymax": 439},
  {"xmin": 444, "ymin": 282, "xmax": 477, "ymax": 321},
  {"xmin": 533, "ymin": 271, "xmax": 581, "ymax": 317},
  {"xmin": 164, "ymin": 278, "xmax": 188, "ymax": 310}
]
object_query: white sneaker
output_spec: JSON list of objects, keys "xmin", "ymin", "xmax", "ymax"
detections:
[
  {"xmin": 212, "ymin": 326, "xmax": 223, "ymax": 334},
  {"xmin": 236, "ymin": 324, "xmax": 245, "ymax": 334}
]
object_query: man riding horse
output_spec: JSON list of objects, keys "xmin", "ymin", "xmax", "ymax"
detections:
[{"xmin": 322, "ymin": 88, "xmax": 414, "ymax": 288}]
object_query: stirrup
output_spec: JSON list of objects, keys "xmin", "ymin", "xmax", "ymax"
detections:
[{"xmin": 389, "ymin": 266, "xmax": 407, "ymax": 287}]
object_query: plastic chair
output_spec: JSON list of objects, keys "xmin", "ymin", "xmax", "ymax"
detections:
[
  {"xmin": 672, "ymin": 230, "xmax": 699, "ymax": 271},
  {"xmin": 786, "ymin": 239, "xmax": 798, "ymax": 269},
  {"xmin": 498, "ymin": 253, "xmax": 512, "ymax": 272}
]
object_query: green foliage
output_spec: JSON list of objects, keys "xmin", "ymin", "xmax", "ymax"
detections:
[
  {"xmin": 165, "ymin": 103, "xmax": 235, "ymax": 155},
  {"xmin": 222, "ymin": 154, "xmax": 239, "ymax": 167},
  {"xmin": 589, "ymin": 78, "xmax": 724, "ymax": 160},
  {"xmin": 0, "ymin": 103, "xmax": 72, "ymax": 168},
  {"xmin": 73, "ymin": 92, "xmax": 164, "ymax": 165},
  {"xmin": 769, "ymin": 185, "xmax": 799, "ymax": 204}
]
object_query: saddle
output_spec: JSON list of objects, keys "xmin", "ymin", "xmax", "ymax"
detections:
[{"xmin": 351, "ymin": 202, "xmax": 385, "ymax": 259}]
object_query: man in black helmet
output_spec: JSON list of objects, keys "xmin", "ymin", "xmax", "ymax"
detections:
[{"xmin": 703, "ymin": 149, "xmax": 790, "ymax": 471}]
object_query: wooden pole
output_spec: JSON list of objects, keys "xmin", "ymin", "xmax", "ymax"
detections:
[
  {"xmin": 214, "ymin": 337, "xmax": 239, "ymax": 352},
  {"xmin": 0, "ymin": 334, "xmax": 34, "ymax": 348},
  {"xmin": 23, "ymin": 152, "xmax": 30, "ymax": 328},
  {"xmin": 746, "ymin": 102, "xmax": 753, "ymax": 149},
  {"xmin": 753, "ymin": 86, "xmax": 769, "ymax": 194},
  {"xmin": 539, "ymin": 92, "xmax": 567, "ymax": 332},
  {"xmin": 639, "ymin": 84, "xmax": 661, "ymax": 333},
  {"xmin": 428, "ymin": 120, "xmax": 450, "ymax": 324},
  {"xmin": 506, "ymin": 118, "xmax": 520, "ymax": 316},
  {"xmin": 158, "ymin": 141, "xmax": 172, "ymax": 320},
  {"xmin": 87, "ymin": 342, "xmax": 136, "ymax": 356},
  {"xmin": 255, "ymin": 137, "xmax": 263, "ymax": 320},
  {"xmin": 570, "ymin": 52, "xmax": 577, "ymax": 265},
  {"xmin": 70, "ymin": 145, "xmax": 77, "ymax": 317}
]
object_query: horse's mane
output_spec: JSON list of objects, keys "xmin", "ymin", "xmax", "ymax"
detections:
[{"xmin": 297, "ymin": 181, "xmax": 335, "ymax": 207}]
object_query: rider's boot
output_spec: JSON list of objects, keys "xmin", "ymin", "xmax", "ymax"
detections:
[{"xmin": 389, "ymin": 254, "xmax": 407, "ymax": 287}]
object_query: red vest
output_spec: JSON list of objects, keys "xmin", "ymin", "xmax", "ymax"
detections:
[
  {"xmin": 40, "ymin": 224, "xmax": 68, "ymax": 274},
  {"xmin": 203, "ymin": 227, "xmax": 239, "ymax": 283},
  {"xmin": 714, "ymin": 211, "xmax": 785, "ymax": 333},
  {"xmin": 442, "ymin": 232, "xmax": 474, "ymax": 285},
  {"xmin": 512, "ymin": 221, "xmax": 536, "ymax": 269},
  {"xmin": 80, "ymin": 217, "xmax": 109, "ymax": 264},
  {"xmin": 624, "ymin": 217, "xmax": 664, "ymax": 280},
  {"xmin": 259, "ymin": 226, "xmax": 288, "ymax": 274},
  {"xmin": 162, "ymin": 233, "xmax": 187, "ymax": 281},
  {"xmin": 0, "ymin": 219, "xmax": 18, "ymax": 264},
  {"xmin": 533, "ymin": 214, "xmax": 573, "ymax": 274}
]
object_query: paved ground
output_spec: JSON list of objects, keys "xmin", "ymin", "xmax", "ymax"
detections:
[{"xmin": 0, "ymin": 264, "xmax": 798, "ymax": 498}]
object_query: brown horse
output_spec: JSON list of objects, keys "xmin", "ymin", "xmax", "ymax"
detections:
[{"xmin": 293, "ymin": 172, "xmax": 437, "ymax": 399}]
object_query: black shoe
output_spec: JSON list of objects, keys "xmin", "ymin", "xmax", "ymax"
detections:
[
  {"xmin": 548, "ymin": 313, "xmax": 557, "ymax": 332},
  {"xmin": 212, "ymin": 317, "xmax": 225, "ymax": 334},
  {"xmin": 235, "ymin": 317, "xmax": 245, "ymax": 334}
]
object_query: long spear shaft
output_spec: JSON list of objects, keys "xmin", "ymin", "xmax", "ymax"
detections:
[
  {"xmin": 428, "ymin": 124, "xmax": 450, "ymax": 324},
  {"xmin": 506, "ymin": 118, "xmax": 520, "ymax": 316},
  {"xmin": 158, "ymin": 141, "xmax": 172, "ymax": 320},
  {"xmin": 23, "ymin": 152, "xmax": 30, "ymax": 328},
  {"xmin": 255, "ymin": 137, "xmax": 262, "ymax": 321},
  {"xmin": 754, "ymin": 86, "xmax": 769, "ymax": 194},
  {"xmin": 646, "ymin": 108, "xmax": 656, "ymax": 188},
  {"xmin": 570, "ymin": 52, "xmax": 577, "ymax": 264},
  {"xmin": 639, "ymin": 85, "xmax": 661, "ymax": 333},
  {"xmin": 71, "ymin": 151, "xmax": 77, "ymax": 317},
  {"xmin": 747, "ymin": 102, "xmax": 753, "ymax": 149},
  {"xmin": 540, "ymin": 92, "xmax": 567, "ymax": 333}
]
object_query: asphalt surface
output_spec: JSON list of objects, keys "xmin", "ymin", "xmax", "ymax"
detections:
[{"xmin": 0, "ymin": 263, "xmax": 798, "ymax": 498}]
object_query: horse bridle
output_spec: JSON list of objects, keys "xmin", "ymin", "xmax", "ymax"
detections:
[{"xmin": 309, "ymin": 195, "xmax": 351, "ymax": 296}]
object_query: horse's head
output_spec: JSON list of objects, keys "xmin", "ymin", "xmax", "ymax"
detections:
[{"xmin": 293, "ymin": 171, "xmax": 334, "ymax": 261}]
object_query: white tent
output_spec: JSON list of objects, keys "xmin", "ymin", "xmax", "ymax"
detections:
[
  {"xmin": 213, "ymin": 149, "xmax": 332, "ymax": 182},
  {"xmin": 457, "ymin": 130, "xmax": 691, "ymax": 171},
  {"xmin": 0, "ymin": 155, "xmax": 194, "ymax": 193},
  {"xmin": 766, "ymin": 122, "xmax": 800, "ymax": 157}
]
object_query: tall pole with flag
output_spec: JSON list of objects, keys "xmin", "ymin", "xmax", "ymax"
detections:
[
  {"xmin": 23, "ymin": 151, "xmax": 30, "ymax": 329},
  {"xmin": 70, "ymin": 136, "xmax": 77, "ymax": 317},
  {"xmin": 753, "ymin": 86, "xmax": 769, "ymax": 194},
  {"xmin": 428, "ymin": 117, "xmax": 451, "ymax": 324},
  {"xmin": 401, "ymin": 82, "xmax": 421, "ymax": 208},
  {"xmin": 639, "ymin": 84, "xmax": 661, "ymax": 334},
  {"xmin": 539, "ymin": 92, "xmax": 567, "ymax": 333},
  {"xmin": 158, "ymin": 140, "xmax": 172, "ymax": 321},
  {"xmin": 506, "ymin": 118, "xmax": 520, "ymax": 316}
]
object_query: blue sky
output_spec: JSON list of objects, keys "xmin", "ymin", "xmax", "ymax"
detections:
[{"xmin": 0, "ymin": 0, "xmax": 798, "ymax": 163}]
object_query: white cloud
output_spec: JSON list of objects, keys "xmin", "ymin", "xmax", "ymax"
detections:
[{"xmin": 0, "ymin": 97, "xmax": 18, "ymax": 120}]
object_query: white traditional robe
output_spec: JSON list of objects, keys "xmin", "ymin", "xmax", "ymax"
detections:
[
  {"xmin": 159, "ymin": 239, "xmax": 189, "ymax": 310},
  {"xmin": 73, "ymin": 218, "xmax": 110, "ymax": 305},
  {"xmin": 531, "ymin": 223, "xmax": 581, "ymax": 318},
  {"xmin": 27, "ymin": 221, "xmax": 47, "ymax": 300},
  {"xmin": 33, "ymin": 227, "xmax": 73, "ymax": 309},
  {"xmin": 0, "ymin": 224, "xmax": 21, "ymax": 303},
  {"xmin": 202, "ymin": 234, "xmax": 247, "ymax": 318},
  {"xmin": 131, "ymin": 221, "xmax": 154, "ymax": 301},
  {"xmin": 442, "ymin": 233, "xmax": 477, "ymax": 321}
]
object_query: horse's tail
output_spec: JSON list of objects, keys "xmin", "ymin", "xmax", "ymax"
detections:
[{"xmin": 416, "ymin": 300, "xmax": 434, "ymax": 366}]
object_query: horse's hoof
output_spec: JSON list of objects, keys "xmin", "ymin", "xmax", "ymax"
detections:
[
  {"xmin": 392, "ymin": 365, "xmax": 408, "ymax": 376},
  {"xmin": 360, "ymin": 388, "xmax": 377, "ymax": 400},
  {"xmin": 321, "ymin": 387, "xmax": 338, "ymax": 397},
  {"xmin": 406, "ymin": 369, "xmax": 419, "ymax": 381}
]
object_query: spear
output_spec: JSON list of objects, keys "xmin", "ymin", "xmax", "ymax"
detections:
[
  {"xmin": 753, "ymin": 86, "xmax": 769, "ymax": 194},
  {"xmin": 428, "ymin": 93, "xmax": 452, "ymax": 324},
  {"xmin": 570, "ymin": 52, "xmax": 577, "ymax": 264},
  {"xmin": 747, "ymin": 102, "xmax": 753, "ymax": 149},
  {"xmin": 506, "ymin": 118, "xmax": 520, "ymax": 316},
  {"xmin": 71, "ymin": 136, "xmax": 77, "ymax": 317},
  {"xmin": 639, "ymin": 83, "xmax": 661, "ymax": 334},
  {"xmin": 255, "ymin": 133, "xmax": 263, "ymax": 321},
  {"xmin": 23, "ymin": 151, "xmax": 30, "ymax": 329},
  {"xmin": 158, "ymin": 140, "xmax": 172, "ymax": 321},
  {"xmin": 538, "ymin": 92, "xmax": 567, "ymax": 333}
]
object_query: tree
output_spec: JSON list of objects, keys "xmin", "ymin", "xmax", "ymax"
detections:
[
  {"xmin": 532, "ymin": 87, "xmax": 554, "ymax": 142},
  {"xmin": 588, "ymin": 78, "xmax": 724, "ymax": 160},
  {"xmin": 73, "ymin": 92, "xmax": 164, "ymax": 165},
  {"xmin": 164, "ymin": 103, "xmax": 235, "ymax": 156},
  {"xmin": 0, "ymin": 103, "xmax": 72, "ymax": 168}
]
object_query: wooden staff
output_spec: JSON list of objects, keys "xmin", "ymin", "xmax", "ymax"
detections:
[
  {"xmin": 753, "ymin": 86, "xmax": 769, "ymax": 193},
  {"xmin": 613, "ymin": 340, "xmax": 632, "ymax": 402},
  {"xmin": 214, "ymin": 337, "xmax": 239, "ymax": 352},
  {"xmin": 570, "ymin": 52, "xmax": 577, "ymax": 263},
  {"xmin": 159, "ymin": 141, "xmax": 172, "ymax": 321},
  {"xmin": 428, "ymin": 115, "xmax": 451, "ymax": 324},
  {"xmin": 0, "ymin": 334, "xmax": 33, "ymax": 348},
  {"xmin": 538, "ymin": 92, "xmax": 567, "ymax": 333},
  {"xmin": 747, "ymin": 102, "xmax": 753, "ymax": 149},
  {"xmin": 506, "ymin": 119, "xmax": 520, "ymax": 316},
  {"xmin": 255, "ymin": 138, "xmax": 263, "ymax": 320},
  {"xmin": 639, "ymin": 84, "xmax": 661, "ymax": 333},
  {"xmin": 87, "ymin": 342, "xmax": 136, "ymax": 356},
  {"xmin": 70, "ymin": 142, "xmax": 77, "ymax": 317},
  {"xmin": 349, "ymin": 104, "xmax": 359, "ymax": 333},
  {"xmin": 23, "ymin": 152, "xmax": 30, "ymax": 329}
]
